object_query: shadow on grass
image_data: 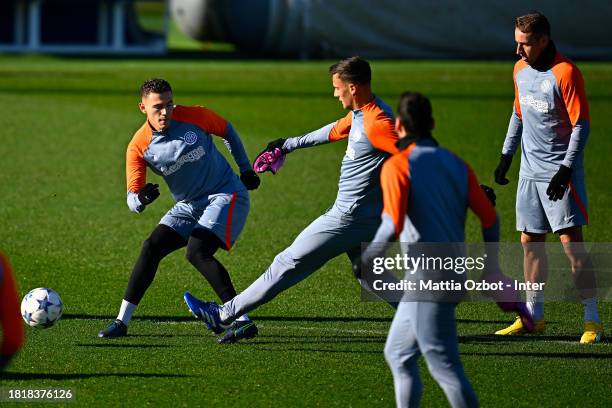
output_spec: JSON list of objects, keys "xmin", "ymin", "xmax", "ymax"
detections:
[
  {"xmin": 250, "ymin": 337, "xmax": 386, "ymax": 346},
  {"xmin": 63, "ymin": 313, "xmax": 193, "ymax": 322},
  {"xmin": 127, "ymin": 333, "xmax": 204, "ymax": 338},
  {"xmin": 63, "ymin": 313, "xmax": 391, "ymax": 324},
  {"xmin": 76, "ymin": 343, "xmax": 171, "ymax": 348},
  {"xmin": 66, "ymin": 313, "xmax": 549, "ymax": 326},
  {"xmin": 1, "ymin": 372, "xmax": 192, "ymax": 380},
  {"xmin": 255, "ymin": 315, "xmax": 391, "ymax": 323},
  {"xmin": 459, "ymin": 334, "xmax": 608, "ymax": 343},
  {"xmin": 463, "ymin": 351, "xmax": 612, "ymax": 359},
  {"xmin": 253, "ymin": 346, "xmax": 381, "ymax": 355},
  {"xmin": 257, "ymin": 333, "xmax": 385, "ymax": 340},
  {"xmin": 456, "ymin": 319, "xmax": 523, "ymax": 324}
]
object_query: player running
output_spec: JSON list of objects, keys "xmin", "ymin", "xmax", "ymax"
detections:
[
  {"xmin": 359, "ymin": 92, "xmax": 531, "ymax": 408},
  {"xmin": 184, "ymin": 57, "xmax": 400, "ymax": 342},
  {"xmin": 98, "ymin": 79, "xmax": 261, "ymax": 339},
  {"xmin": 493, "ymin": 12, "xmax": 602, "ymax": 343},
  {"xmin": 1, "ymin": 253, "xmax": 25, "ymax": 373}
]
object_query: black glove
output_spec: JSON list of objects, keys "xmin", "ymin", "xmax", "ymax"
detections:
[
  {"xmin": 494, "ymin": 154, "xmax": 513, "ymax": 185},
  {"xmin": 138, "ymin": 183, "xmax": 160, "ymax": 206},
  {"xmin": 257, "ymin": 138, "xmax": 287, "ymax": 158},
  {"xmin": 547, "ymin": 165, "xmax": 572, "ymax": 201},
  {"xmin": 240, "ymin": 170, "xmax": 261, "ymax": 190},
  {"xmin": 480, "ymin": 184, "xmax": 496, "ymax": 207}
]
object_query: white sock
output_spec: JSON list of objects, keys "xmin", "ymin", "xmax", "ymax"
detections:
[
  {"xmin": 219, "ymin": 305, "xmax": 230, "ymax": 323},
  {"xmin": 526, "ymin": 289, "xmax": 544, "ymax": 321},
  {"xmin": 582, "ymin": 297, "xmax": 600, "ymax": 323},
  {"xmin": 235, "ymin": 314, "xmax": 250, "ymax": 322},
  {"xmin": 117, "ymin": 299, "xmax": 137, "ymax": 325}
]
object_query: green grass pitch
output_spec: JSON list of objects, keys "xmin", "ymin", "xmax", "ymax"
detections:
[{"xmin": 0, "ymin": 55, "xmax": 611, "ymax": 407}]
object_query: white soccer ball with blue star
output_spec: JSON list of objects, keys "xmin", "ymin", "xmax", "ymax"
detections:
[{"xmin": 20, "ymin": 288, "xmax": 64, "ymax": 328}]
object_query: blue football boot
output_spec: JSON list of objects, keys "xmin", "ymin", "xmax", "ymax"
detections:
[{"xmin": 183, "ymin": 291, "xmax": 226, "ymax": 334}]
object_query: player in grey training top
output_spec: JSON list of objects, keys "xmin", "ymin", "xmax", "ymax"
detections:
[
  {"xmin": 493, "ymin": 12, "xmax": 602, "ymax": 343},
  {"xmin": 98, "ymin": 78, "xmax": 261, "ymax": 340},
  {"xmin": 183, "ymin": 57, "xmax": 400, "ymax": 342}
]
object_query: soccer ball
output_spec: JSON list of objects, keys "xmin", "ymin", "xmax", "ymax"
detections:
[{"xmin": 20, "ymin": 288, "xmax": 64, "ymax": 328}]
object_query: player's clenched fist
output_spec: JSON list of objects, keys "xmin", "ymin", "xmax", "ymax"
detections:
[
  {"xmin": 493, "ymin": 154, "xmax": 512, "ymax": 185},
  {"xmin": 240, "ymin": 170, "xmax": 261, "ymax": 190},
  {"xmin": 138, "ymin": 183, "xmax": 160, "ymax": 206}
]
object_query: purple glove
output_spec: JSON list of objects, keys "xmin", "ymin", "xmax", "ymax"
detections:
[{"xmin": 253, "ymin": 147, "xmax": 286, "ymax": 174}]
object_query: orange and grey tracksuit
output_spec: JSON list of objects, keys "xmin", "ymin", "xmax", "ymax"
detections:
[
  {"xmin": 126, "ymin": 105, "xmax": 251, "ymax": 248},
  {"xmin": 366, "ymin": 137, "xmax": 498, "ymax": 408},
  {"xmin": 220, "ymin": 97, "xmax": 400, "ymax": 321},
  {"xmin": 503, "ymin": 44, "xmax": 590, "ymax": 233}
]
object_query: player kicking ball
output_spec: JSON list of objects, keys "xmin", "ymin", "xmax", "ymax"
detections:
[
  {"xmin": 493, "ymin": 12, "xmax": 603, "ymax": 343},
  {"xmin": 184, "ymin": 56, "xmax": 401, "ymax": 340},
  {"xmin": 98, "ymin": 79, "xmax": 260, "ymax": 343}
]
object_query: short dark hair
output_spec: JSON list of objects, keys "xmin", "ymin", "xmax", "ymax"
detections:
[
  {"xmin": 397, "ymin": 92, "xmax": 434, "ymax": 136},
  {"xmin": 329, "ymin": 56, "xmax": 371, "ymax": 85},
  {"xmin": 140, "ymin": 78, "xmax": 172, "ymax": 97},
  {"xmin": 515, "ymin": 11, "xmax": 551, "ymax": 38}
]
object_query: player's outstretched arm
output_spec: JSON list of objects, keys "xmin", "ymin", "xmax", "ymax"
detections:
[
  {"xmin": 253, "ymin": 116, "xmax": 351, "ymax": 175},
  {"xmin": 282, "ymin": 112, "xmax": 353, "ymax": 153},
  {"xmin": 282, "ymin": 122, "xmax": 337, "ymax": 152}
]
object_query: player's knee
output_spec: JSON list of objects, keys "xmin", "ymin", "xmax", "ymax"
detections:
[
  {"xmin": 274, "ymin": 250, "xmax": 295, "ymax": 269},
  {"xmin": 383, "ymin": 342, "xmax": 396, "ymax": 366},
  {"xmin": 521, "ymin": 238, "xmax": 546, "ymax": 259},
  {"xmin": 140, "ymin": 238, "xmax": 158, "ymax": 258},
  {"xmin": 142, "ymin": 236, "xmax": 171, "ymax": 260},
  {"xmin": 521, "ymin": 232, "xmax": 545, "ymax": 245},
  {"xmin": 185, "ymin": 242, "xmax": 214, "ymax": 265},
  {"xmin": 185, "ymin": 235, "xmax": 218, "ymax": 264},
  {"xmin": 262, "ymin": 250, "xmax": 300, "ymax": 284},
  {"xmin": 384, "ymin": 339, "xmax": 405, "ymax": 368}
]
